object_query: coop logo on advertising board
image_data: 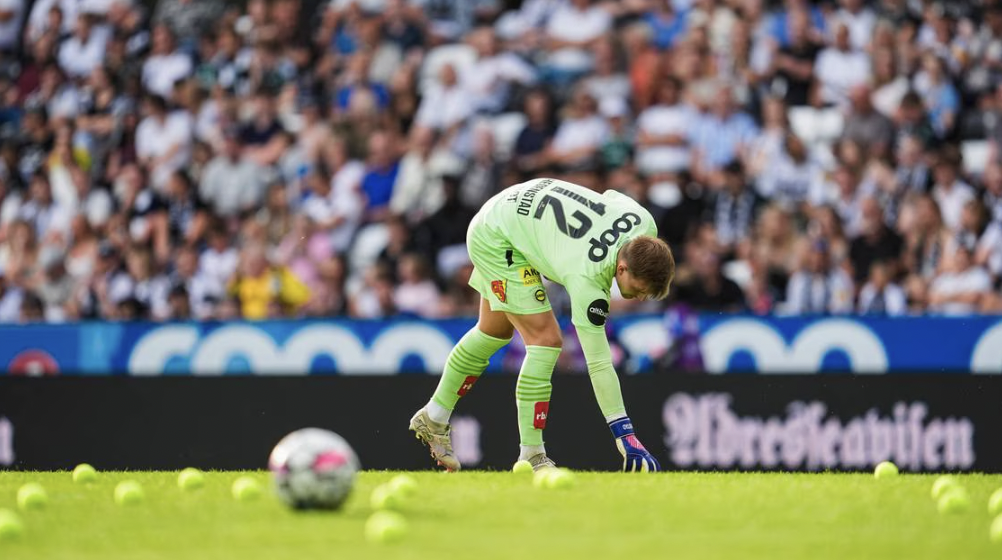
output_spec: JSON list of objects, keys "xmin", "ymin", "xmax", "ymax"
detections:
[
  {"xmin": 127, "ymin": 324, "xmax": 456, "ymax": 375},
  {"xmin": 663, "ymin": 393, "xmax": 975, "ymax": 471}
]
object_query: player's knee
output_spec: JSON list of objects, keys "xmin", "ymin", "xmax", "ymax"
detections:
[{"xmin": 527, "ymin": 329, "xmax": 562, "ymax": 349}]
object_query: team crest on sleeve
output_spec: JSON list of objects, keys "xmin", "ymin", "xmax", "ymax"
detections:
[
  {"xmin": 534, "ymin": 289, "xmax": 546, "ymax": 302},
  {"xmin": 491, "ymin": 280, "xmax": 507, "ymax": 303},
  {"xmin": 587, "ymin": 299, "xmax": 610, "ymax": 326}
]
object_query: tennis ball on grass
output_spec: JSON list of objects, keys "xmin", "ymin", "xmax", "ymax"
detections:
[
  {"xmin": 178, "ymin": 468, "xmax": 206, "ymax": 491},
  {"xmin": 17, "ymin": 483, "xmax": 48, "ymax": 511},
  {"xmin": 545, "ymin": 469, "xmax": 577, "ymax": 490},
  {"xmin": 931, "ymin": 475, "xmax": 960, "ymax": 500},
  {"xmin": 388, "ymin": 474, "xmax": 417, "ymax": 499},
  {"xmin": 938, "ymin": 488, "xmax": 971, "ymax": 515},
  {"xmin": 0, "ymin": 509, "xmax": 23, "ymax": 542},
  {"xmin": 874, "ymin": 461, "xmax": 899, "ymax": 479},
  {"xmin": 988, "ymin": 488, "xmax": 1002, "ymax": 516},
  {"xmin": 991, "ymin": 515, "xmax": 1002, "ymax": 544},
  {"xmin": 533, "ymin": 468, "xmax": 555, "ymax": 489},
  {"xmin": 512, "ymin": 460, "xmax": 533, "ymax": 475},
  {"xmin": 231, "ymin": 476, "xmax": 262, "ymax": 502},
  {"xmin": 114, "ymin": 481, "xmax": 145, "ymax": 506},
  {"xmin": 370, "ymin": 484, "xmax": 406, "ymax": 511},
  {"xmin": 72, "ymin": 464, "xmax": 98, "ymax": 484},
  {"xmin": 365, "ymin": 511, "xmax": 408, "ymax": 544}
]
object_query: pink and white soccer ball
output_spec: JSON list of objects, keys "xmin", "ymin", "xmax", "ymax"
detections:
[{"xmin": 269, "ymin": 428, "xmax": 360, "ymax": 510}]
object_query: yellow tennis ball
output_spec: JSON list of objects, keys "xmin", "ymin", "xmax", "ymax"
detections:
[
  {"xmin": 370, "ymin": 484, "xmax": 406, "ymax": 511},
  {"xmin": 988, "ymin": 488, "xmax": 1002, "ymax": 516},
  {"xmin": 114, "ymin": 481, "xmax": 145, "ymax": 506},
  {"xmin": 533, "ymin": 468, "xmax": 555, "ymax": 489},
  {"xmin": 231, "ymin": 476, "xmax": 262, "ymax": 502},
  {"xmin": 545, "ymin": 469, "xmax": 577, "ymax": 490},
  {"xmin": 17, "ymin": 483, "xmax": 48, "ymax": 511},
  {"xmin": 512, "ymin": 460, "xmax": 533, "ymax": 474},
  {"xmin": 931, "ymin": 475, "xmax": 960, "ymax": 500},
  {"xmin": 873, "ymin": 461, "xmax": 899, "ymax": 479},
  {"xmin": 991, "ymin": 514, "xmax": 1002, "ymax": 544},
  {"xmin": 388, "ymin": 474, "xmax": 417, "ymax": 499},
  {"xmin": 365, "ymin": 511, "xmax": 408, "ymax": 544},
  {"xmin": 938, "ymin": 488, "xmax": 971, "ymax": 515},
  {"xmin": 178, "ymin": 468, "xmax": 206, "ymax": 491},
  {"xmin": 0, "ymin": 509, "xmax": 23, "ymax": 542},
  {"xmin": 72, "ymin": 464, "xmax": 98, "ymax": 484}
]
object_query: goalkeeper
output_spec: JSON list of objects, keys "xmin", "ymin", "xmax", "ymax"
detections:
[{"xmin": 410, "ymin": 178, "xmax": 675, "ymax": 472}]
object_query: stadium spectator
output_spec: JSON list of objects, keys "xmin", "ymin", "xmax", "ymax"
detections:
[
  {"xmin": 3, "ymin": 0, "xmax": 1002, "ymax": 324},
  {"xmin": 784, "ymin": 239, "xmax": 854, "ymax": 315},
  {"xmin": 814, "ymin": 22, "xmax": 870, "ymax": 109},
  {"xmin": 857, "ymin": 260, "xmax": 907, "ymax": 316},
  {"xmin": 228, "ymin": 242, "xmax": 309, "ymax": 319},
  {"xmin": 928, "ymin": 240, "xmax": 993, "ymax": 316}
]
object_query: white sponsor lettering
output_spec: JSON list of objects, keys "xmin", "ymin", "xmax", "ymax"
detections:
[
  {"xmin": 127, "ymin": 324, "xmax": 455, "ymax": 375},
  {"xmin": 663, "ymin": 393, "xmax": 975, "ymax": 471},
  {"xmin": 0, "ymin": 416, "xmax": 13, "ymax": 466},
  {"xmin": 451, "ymin": 415, "xmax": 482, "ymax": 466}
]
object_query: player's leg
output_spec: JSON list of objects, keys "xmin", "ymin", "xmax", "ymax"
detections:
[
  {"xmin": 410, "ymin": 299, "xmax": 512, "ymax": 471},
  {"xmin": 427, "ymin": 298, "xmax": 513, "ymax": 421},
  {"xmin": 506, "ymin": 309, "xmax": 562, "ymax": 470}
]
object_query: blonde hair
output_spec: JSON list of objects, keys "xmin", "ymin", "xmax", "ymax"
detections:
[{"xmin": 621, "ymin": 236, "xmax": 675, "ymax": 300}]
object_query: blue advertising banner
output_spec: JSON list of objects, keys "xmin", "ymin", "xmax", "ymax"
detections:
[{"xmin": 0, "ymin": 315, "xmax": 1000, "ymax": 375}]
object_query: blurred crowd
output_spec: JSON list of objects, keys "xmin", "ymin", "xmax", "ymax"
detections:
[{"xmin": 2, "ymin": 0, "xmax": 1002, "ymax": 323}]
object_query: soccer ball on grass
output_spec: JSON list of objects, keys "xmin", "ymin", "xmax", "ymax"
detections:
[{"xmin": 269, "ymin": 428, "xmax": 360, "ymax": 510}]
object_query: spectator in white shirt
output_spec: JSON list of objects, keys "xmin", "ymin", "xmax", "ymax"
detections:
[
  {"xmin": 858, "ymin": 260, "xmax": 907, "ymax": 315},
  {"xmin": 543, "ymin": 0, "xmax": 611, "ymax": 80},
  {"xmin": 413, "ymin": 64, "xmax": 473, "ymax": 132},
  {"xmin": 0, "ymin": 0, "xmax": 24, "ymax": 52},
  {"xmin": 635, "ymin": 76, "xmax": 694, "ymax": 176},
  {"xmin": 546, "ymin": 88, "xmax": 608, "ymax": 173},
  {"xmin": 57, "ymin": 13, "xmax": 108, "ymax": 78},
  {"xmin": 199, "ymin": 127, "xmax": 268, "ymax": 217},
  {"xmin": 142, "ymin": 24, "xmax": 193, "ymax": 98},
  {"xmin": 390, "ymin": 126, "xmax": 448, "ymax": 225},
  {"xmin": 928, "ymin": 241, "xmax": 993, "ymax": 315},
  {"xmin": 834, "ymin": 0, "xmax": 876, "ymax": 51},
  {"xmin": 198, "ymin": 225, "xmax": 239, "ymax": 296},
  {"xmin": 784, "ymin": 239, "xmax": 855, "ymax": 314},
  {"xmin": 18, "ymin": 173, "xmax": 72, "ymax": 242},
  {"xmin": 931, "ymin": 148, "xmax": 975, "ymax": 232},
  {"xmin": 462, "ymin": 26, "xmax": 538, "ymax": 114},
  {"xmin": 393, "ymin": 252, "xmax": 441, "ymax": 318},
  {"xmin": 135, "ymin": 95, "xmax": 193, "ymax": 191},
  {"xmin": 814, "ymin": 22, "xmax": 870, "ymax": 109}
]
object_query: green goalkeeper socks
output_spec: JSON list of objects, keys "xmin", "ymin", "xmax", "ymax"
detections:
[
  {"xmin": 430, "ymin": 327, "xmax": 511, "ymax": 420},
  {"xmin": 515, "ymin": 345, "xmax": 561, "ymax": 446}
]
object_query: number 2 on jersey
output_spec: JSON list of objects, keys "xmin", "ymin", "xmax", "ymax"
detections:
[{"xmin": 532, "ymin": 188, "xmax": 606, "ymax": 239}]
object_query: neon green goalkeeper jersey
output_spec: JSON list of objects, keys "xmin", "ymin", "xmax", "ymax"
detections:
[{"xmin": 477, "ymin": 177, "xmax": 658, "ymax": 332}]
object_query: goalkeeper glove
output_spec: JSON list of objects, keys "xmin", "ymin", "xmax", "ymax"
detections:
[{"xmin": 609, "ymin": 417, "xmax": 660, "ymax": 472}]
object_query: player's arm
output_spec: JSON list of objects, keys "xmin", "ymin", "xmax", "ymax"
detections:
[{"xmin": 569, "ymin": 281, "xmax": 660, "ymax": 473}]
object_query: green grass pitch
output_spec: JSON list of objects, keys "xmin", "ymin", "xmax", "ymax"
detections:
[{"xmin": 2, "ymin": 470, "xmax": 1002, "ymax": 559}]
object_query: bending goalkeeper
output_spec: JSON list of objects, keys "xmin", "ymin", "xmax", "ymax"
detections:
[{"xmin": 410, "ymin": 178, "xmax": 675, "ymax": 472}]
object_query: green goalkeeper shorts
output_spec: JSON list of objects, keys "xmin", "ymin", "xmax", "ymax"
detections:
[{"xmin": 466, "ymin": 212, "xmax": 552, "ymax": 316}]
